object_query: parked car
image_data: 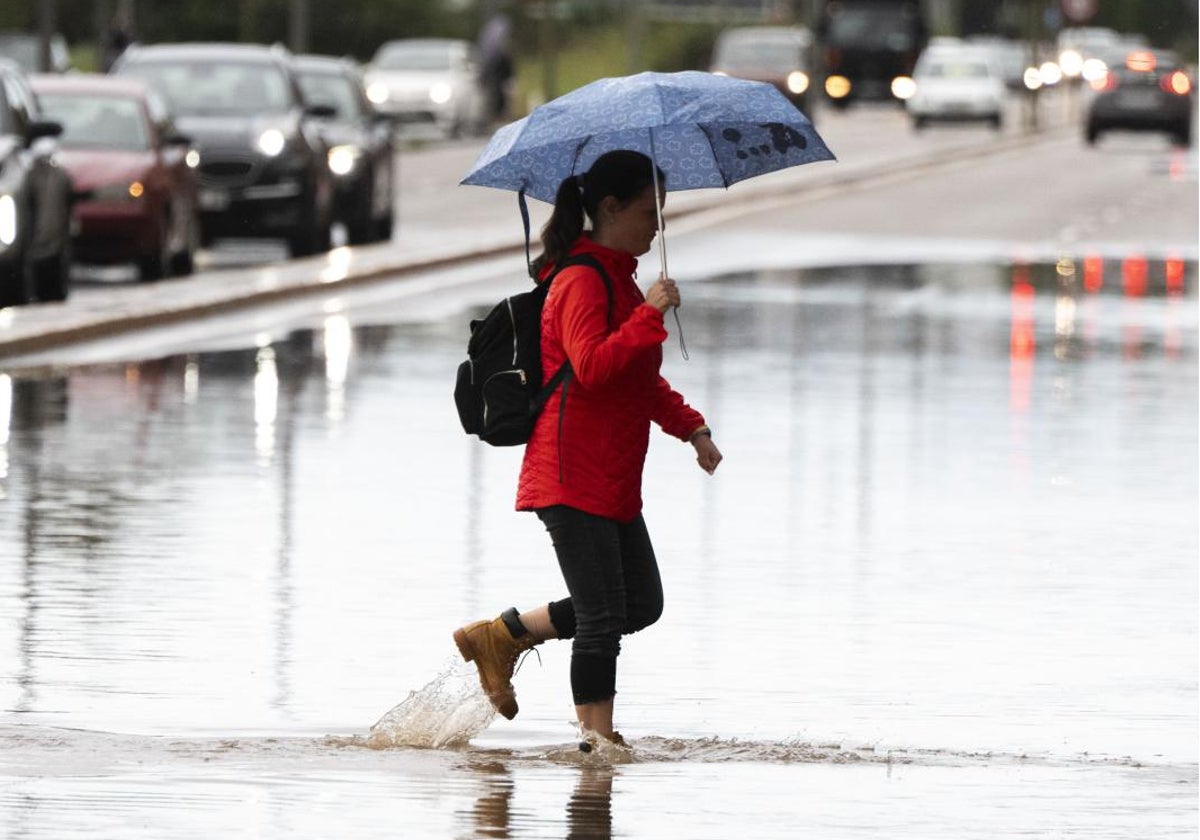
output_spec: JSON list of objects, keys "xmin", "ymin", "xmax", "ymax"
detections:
[
  {"xmin": 1084, "ymin": 48, "xmax": 1194, "ymax": 146},
  {"xmin": 363, "ymin": 38, "xmax": 485, "ymax": 138},
  {"xmin": 31, "ymin": 73, "xmax": 200, "ymax": 280},
  {"xmin": 906, "ymin": 44, "xmax": 1006, "ymax": 130},
  {"xmin": 0, "ymin": 31, "xmax": 71, "ymax": 73},
  {"xmin": 0, "ymin": 58, "xmax": 72, "ymax": 306},
  {"xmin": 293, "ymin": 54, "xmax": 395, "ymax": 244},
  {"xmin": 710, "ymin": 26, "xmax": 814, "ymax": 115},
  {"xmin": 112, "ymin": 42, "xmax": 336, "ymax": 257}
]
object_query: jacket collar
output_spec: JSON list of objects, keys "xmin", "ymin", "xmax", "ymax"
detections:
[{"xmin": 540, "ymin": 234, "xmax": 638, "ymax": 281}]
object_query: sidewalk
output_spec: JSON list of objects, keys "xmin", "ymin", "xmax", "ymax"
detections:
[{"xmin": 0, "ymin": 98, "xmax": 1073, "ymax": 359}]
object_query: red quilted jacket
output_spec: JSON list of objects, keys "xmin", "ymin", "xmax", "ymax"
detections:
[{"xmin": 515, "ymin": 235, "xmax": 705, "ymax": 522}]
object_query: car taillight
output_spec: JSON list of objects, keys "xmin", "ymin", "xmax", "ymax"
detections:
[
  {"xmin": 1161, "ymin": 70, "xmax": 1192, "ymax": 95},
  {"xmin": 1091, "ymin": 70, "xmax": 1119, "ymax": 92}
]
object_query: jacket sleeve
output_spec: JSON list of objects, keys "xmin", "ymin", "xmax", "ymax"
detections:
[
  {"xmin": 555, "ymin": 267, "xmax": 668, "ymax": 389},
  {"xmin": 650, "ymin": 375, "xmax": 706, "ymax": 441}
]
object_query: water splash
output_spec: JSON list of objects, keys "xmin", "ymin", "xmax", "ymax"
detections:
[{"xmin": 365, "ymin": 658, "xmax": 496, "ymax": 749}]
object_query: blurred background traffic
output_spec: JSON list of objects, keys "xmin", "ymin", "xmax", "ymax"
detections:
[{"xmin": 0, "ymin": 0, "xmax": 1195, "ymax": 309}]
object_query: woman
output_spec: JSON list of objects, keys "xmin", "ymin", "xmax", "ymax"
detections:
[{"xmin": 453, "ymin": 150, "xmax": 722, "ymax": 747}]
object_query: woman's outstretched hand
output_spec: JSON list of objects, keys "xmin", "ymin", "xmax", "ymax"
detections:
[
  {"xmin": 646, "ymin": 275, "xmax": 681, "ymax": 313},
  {"xmin": 693, "ymin": 435, "xmax": 722, "ymax": 475}
]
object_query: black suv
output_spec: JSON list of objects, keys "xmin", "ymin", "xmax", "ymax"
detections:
[
  {"xmin": 0, "ymin": 58, "xmax": 73, "ymax": 307},
  {"xmin": 113, "ymin": 42, "xmax": 336, "ymax": 256}
]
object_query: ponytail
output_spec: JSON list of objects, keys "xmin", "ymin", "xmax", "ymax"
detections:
[
  {"xmin": 531, "ymin": 174, "xmax": 585, "ymax": 279},
  {"xmin": 531, "ymin": 150, "xmax": 663, "ymax": 280}
]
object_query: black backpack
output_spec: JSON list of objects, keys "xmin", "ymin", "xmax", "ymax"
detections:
[{"xmin": 454, "ymin": 254, "xmax": 612, "ymax": 446}]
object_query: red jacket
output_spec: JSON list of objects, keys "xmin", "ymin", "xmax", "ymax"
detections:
[{"xmin": 516, "ymin": 236, "xmax": 705, "ymax": 522}]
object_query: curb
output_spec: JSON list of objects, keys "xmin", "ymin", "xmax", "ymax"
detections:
[{"xmin": 0, "ymin": 122, "xmax": 1073, "ymax": 360}]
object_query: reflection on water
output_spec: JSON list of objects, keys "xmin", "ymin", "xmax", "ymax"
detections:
[{"xmin": 0, "ymin": 260, "xmax": 1195, "ymax": 838}]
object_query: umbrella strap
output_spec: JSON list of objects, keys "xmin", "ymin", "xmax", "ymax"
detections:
[
  {"xmin": 672, "ymin": 308, "xmax": 688, "ymax": 360},
  {"xmin": 519, "ymin": 189, "xmax": 533, "ymax": 279}
]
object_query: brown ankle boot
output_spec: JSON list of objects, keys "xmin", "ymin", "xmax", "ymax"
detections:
[{"xmin": 453, "ymin": 614, "xmax": 538, "ymax": 720}]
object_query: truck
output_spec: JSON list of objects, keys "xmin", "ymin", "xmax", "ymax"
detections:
[{"xmin": 816, "ymin": 0, "xmax": 928, "ymax": 107}]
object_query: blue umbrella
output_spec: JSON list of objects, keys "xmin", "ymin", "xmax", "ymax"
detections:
[{"xmin": 461, "ymin": 70, "xmax": 836, "ymax": 276}]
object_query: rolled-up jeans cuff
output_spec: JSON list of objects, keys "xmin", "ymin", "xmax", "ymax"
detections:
[{"xmin": 570, "ymin": 652, "xmax": 617, "ymax": 705}]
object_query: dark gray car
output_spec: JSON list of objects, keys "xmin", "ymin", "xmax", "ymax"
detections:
[
  {"xmin": 293, "ymin": 54, "xmax": 396, "ymax": 244},
  {"xmin": 0, "ymin": 58, "xmax": 73, "ymax": 306},
  {"xmin": 1085, "ymin": 48, "xmax": 1194, "ymax": 146},
  {"xmin": 112, "ymin": 42, "xmax": 336, "ymax": 257}
]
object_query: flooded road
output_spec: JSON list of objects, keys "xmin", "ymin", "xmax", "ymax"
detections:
[{"xmin": 0, "ymin": 255, "xmax": 1196, "ymax": 838}]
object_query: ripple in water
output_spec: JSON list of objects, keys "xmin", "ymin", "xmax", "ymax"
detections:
[{"xmin": 365, "ymin": 659, "xmax": 496, "ymax": 749}]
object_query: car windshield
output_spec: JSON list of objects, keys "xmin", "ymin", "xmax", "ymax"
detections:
[
  {"xmin": 0, "ymin": 37, "xmax": 39, "ymax": 70},
  {"xmin": 828, "ymin": 8, "xmax": 916, "ymax": 51},
  {"xmin": 921, "ymin": 59, "xmax": 989, "ymax": 79},
  {"xmin": 296, "ymin": 71, "xmax": 362, "ymax": 118},
  {"xmin": 0, "ymin": 35, "xmax": 68, "ymax": 72},
  {"xmin": 716, "ymin": 39, "xmax": 801, "ymax": 70},
  {"xmin": 37, "ymin": 93, "xmax": 149, "ymax": 150},
  {"xmin": 121, "ymin": 60, "xmax": 293, "ymax": 116},
  {"xmin": 374, "ymin": 43, "xmax": 456, "ymax": 71}
]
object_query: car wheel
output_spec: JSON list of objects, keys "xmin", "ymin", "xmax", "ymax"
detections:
[
  {"xmin": 0, "ymin": 259, "xmax": 34, "ymax": 308},
  {"xmin": 346, "ymin": 182, "xmax": 376, "ymax": 245},
  {"xmin": 989, "ymin": 114, "xmax": 1003, "ymax": 131},
  {"xmin": 913, "ymin": 116, "xmax": 928, "ymax": 131},
  {"xmin": 373, "ymin": 212, "xmax": 394, "ymax": 243},
  {"xmin": 138, "ymin": 216, "xmax": 171, "ymax": 281},
  {"xmin": 1173, "ymin": 124, "xmax": 1192, "ymax": 147},
  {"xmin": 169, "ymin": 216, "xmax": 199, "ymax": 276},
  {"xmin": 1085, "ymin": 123, "xmax": 1100, "ymax": 145},
  {"xmin": 288, "ymin": 209, "xmax": 332, "ymax": 257},
  {"xmin": 33, "ymin": 237, "xmax": 72, "ymax": 302}
]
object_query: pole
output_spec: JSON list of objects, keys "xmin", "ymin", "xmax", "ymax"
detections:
[
  {"xmin": 539, "ymin": 0, "xmax": 557, "ymax": 103},
  {"xmin": 289, "ymin": 0, "xmax": 310, "ymax": 54},
  {"xmin": 37, "ymin": 0, "xmax": 57, "ymax": 73}
]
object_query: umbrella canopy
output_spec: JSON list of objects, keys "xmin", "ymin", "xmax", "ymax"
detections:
[{"xmin": 461, "ymin": 70, "xmax": 835, "ymax": 204}]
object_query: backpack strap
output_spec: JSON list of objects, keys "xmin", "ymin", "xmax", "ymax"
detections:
[{"xmin": 530, "ymin": 253, "xmax": 614, "ymax": 412}]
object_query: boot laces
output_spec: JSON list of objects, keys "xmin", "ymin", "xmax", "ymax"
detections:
[{"xmin": 512, "ymin": 646, "xmax": 541, "ymax": 677}]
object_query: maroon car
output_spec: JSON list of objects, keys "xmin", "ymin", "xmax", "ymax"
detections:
[{"xmin": 30, "ymin": 74, "xmax": 199, "ymax": 280}]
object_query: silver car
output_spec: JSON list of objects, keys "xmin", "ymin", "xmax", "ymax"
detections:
[
  {"xmin": 364, "ymin": 39, "xmax": 485, "ymax": 139},
  {"xmin": 906, "ymin": 45, "xmax": 1006, "ymax": 130}
]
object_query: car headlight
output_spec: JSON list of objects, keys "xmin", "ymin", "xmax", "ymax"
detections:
[
  {"xmin": 891, "ymin": 76, "xmax": 917, "ymax": 100},
  {"xmin": 1058, "ymin": 49, "xmax": 1083, "ymax": 78},
  {"xmin": 328, "ymin": 145, "xmax": 363, "ymax": 176},
  {"xmin": 787, "ymin": 71, "xmax": 809, "ymax": 95},
  {"xmin": 185, "ymin": 149, "xmax": 201, "ymax": 169},
  {"xmin": 257, "ymin": 128, "xmax": 287, "ymax": 157},
  {"xmin": 0, "ymin": 194, "xmax": 16, "ymax": 247},
  {"xmin": 92, "ymin": 181, "xmax": 146, "ymax": 202},
  {"xmin": 429, "ymin": 82, "xmax": 453, "ymax": 105},
  {"xmin": 366, "ymin": 82, "xmax": 389, "ymax": 105}
]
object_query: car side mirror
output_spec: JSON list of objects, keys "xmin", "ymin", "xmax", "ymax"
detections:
[
  {"xmin": 305, "ymin": 103, "xmax": 337, "ymax": 119},
  {"xmin": 26, "ymin": 119, "xmax": 63, "ymax": 145}
]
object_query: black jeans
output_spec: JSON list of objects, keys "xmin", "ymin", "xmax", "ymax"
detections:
[{"xmin": 536, "ymin": 505, "xmax": 664, "ymax": 705}]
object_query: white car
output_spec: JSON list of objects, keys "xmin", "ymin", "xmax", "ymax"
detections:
[
  {"xmin": 364, "ymin": 38, "xmax": 485, "ymax": 138},
  {"xmin": 906, "ymin": 46, "xmax": 1006, "ymax": 130}
]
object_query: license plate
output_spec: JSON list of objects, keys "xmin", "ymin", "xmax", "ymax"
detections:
[
  {"xmin": 198, "ymin": 188, "xmax": 230, "ymax": 211},
  {"xmin": 1117, "ymin": 90, "xmax": 1160, "ymax": 110}
]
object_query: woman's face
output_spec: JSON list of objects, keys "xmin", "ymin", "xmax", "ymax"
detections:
[{"xmin": 598, "ymin": 184, "xmax": 665, "ymax": 257}]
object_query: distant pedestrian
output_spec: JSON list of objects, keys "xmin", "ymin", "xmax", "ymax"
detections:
[
  {"xmin": 477, "ymin": 13, "xmax": 513, "ymax": 124},
  {"xmin": 453, "ymin": 150, "xmax": 723, "ymax": 750}
]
